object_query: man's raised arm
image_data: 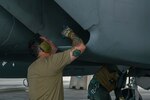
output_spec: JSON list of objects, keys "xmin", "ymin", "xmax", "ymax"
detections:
[{"xmin": 62, "ymin": 27, "xmax": 86, "ymax": 62}]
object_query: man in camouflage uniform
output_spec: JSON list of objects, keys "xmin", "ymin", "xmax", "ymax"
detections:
[{"xmin": 88, "ymin": 64, "xmax": 122, "ymax": 100}]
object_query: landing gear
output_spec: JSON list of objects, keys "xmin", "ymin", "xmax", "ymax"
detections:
[
  {"xmin": 121, "ymin": 77, "xmax": 143, "ymax": 100},
  {"xmin": 121, "ymin": 88, "xmax": 142, "ymax": 100}
]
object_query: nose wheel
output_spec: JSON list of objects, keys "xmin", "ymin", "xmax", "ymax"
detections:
[{"xmin": 121, "ymin": 77, "xmax": 143, "ymax": 100}]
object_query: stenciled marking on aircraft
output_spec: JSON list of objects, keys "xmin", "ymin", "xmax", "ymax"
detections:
[
  {"xmin": 1, "ymin": 61, "xmax": 15, "ymax": 67},
  {"xmin": 12, "ymin": 62, "xmax": 15, "ymax": 67},
  {"xmin": 2, "ymin": 61, "xmax": 7, "ymax": 67}
]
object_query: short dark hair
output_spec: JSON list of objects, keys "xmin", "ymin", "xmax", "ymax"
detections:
[{"xmin": 28, "ymin": 33, "xmax": 43, "ymax": 57}]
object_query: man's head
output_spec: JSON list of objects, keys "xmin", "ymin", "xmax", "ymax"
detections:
[{"xmin": 29, "ymin": 33, "xmax": 57, "ymax": 57}]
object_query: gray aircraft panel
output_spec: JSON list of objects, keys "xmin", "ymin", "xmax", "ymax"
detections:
[
  {"xmin": 55, "ymin": 0, "xmax": 99, "ymax": 29},
  {"xmin": 55, "ymin": 0, "xmax": 150, "ymax": 66},
  {"xmin": 0, "ymin": 0, "xmax": 43, "ymax": 32},
  {"xmin": 0, "ymin": 0, "xmax": 89, "ymax": 47}
]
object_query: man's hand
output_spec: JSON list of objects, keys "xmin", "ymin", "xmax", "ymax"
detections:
[{"xmin": 61, "ymin": 26, "xmax": 74, "ymax": 38}]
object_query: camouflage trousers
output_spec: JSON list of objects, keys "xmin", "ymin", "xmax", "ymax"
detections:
[{"xmin": 88, "ymin": 77, "xmax": 112, "ymax": 100}]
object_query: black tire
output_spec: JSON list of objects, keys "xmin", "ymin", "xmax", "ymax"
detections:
[{"xmin": 139, "ymin": 94, "xmax": 142, "ymax": 100}]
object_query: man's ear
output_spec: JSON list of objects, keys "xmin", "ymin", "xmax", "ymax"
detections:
[
  {"xmin": 39, "ymin": 41, "xmax": 52, "ymax": 53},
  {"xmin": 40, "ymin": 36, "xmax": 58, "ymax": 54}
]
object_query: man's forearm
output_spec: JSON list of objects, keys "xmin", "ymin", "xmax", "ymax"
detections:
[
  {"xmin": 61, "ymin": 27, "xmax": 86, "ymax": 59},
  {"xmin": 68, "ymin": 32, "xmax": 85, "ymax": 57},
  {"xmin": 61, "ymin": 27, "xmax": 84, "ymax": 46}
]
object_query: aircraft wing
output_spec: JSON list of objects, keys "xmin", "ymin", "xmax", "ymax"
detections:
[{"xmin": 0, "ymin": 0, "xmax": 150, "ymax": 78}]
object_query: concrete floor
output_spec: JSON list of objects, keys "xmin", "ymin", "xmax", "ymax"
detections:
[{"xmin": 0, "ymin": 77, "xmax": 149, "ymax": 100}]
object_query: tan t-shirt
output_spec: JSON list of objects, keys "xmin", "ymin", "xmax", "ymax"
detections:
[{"xmin": 27, "ymin": 50, "xmax": 71, "ymax": 100}]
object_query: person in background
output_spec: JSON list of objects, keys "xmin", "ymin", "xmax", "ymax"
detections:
[{"xmin": 88, "ymin": 64, "xmax": 124, "ymax": 100}]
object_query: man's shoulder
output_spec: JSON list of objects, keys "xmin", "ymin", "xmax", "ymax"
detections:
[{"xmin": 49, "ymin": 49, "xmax": 71, "ymax": 66}]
